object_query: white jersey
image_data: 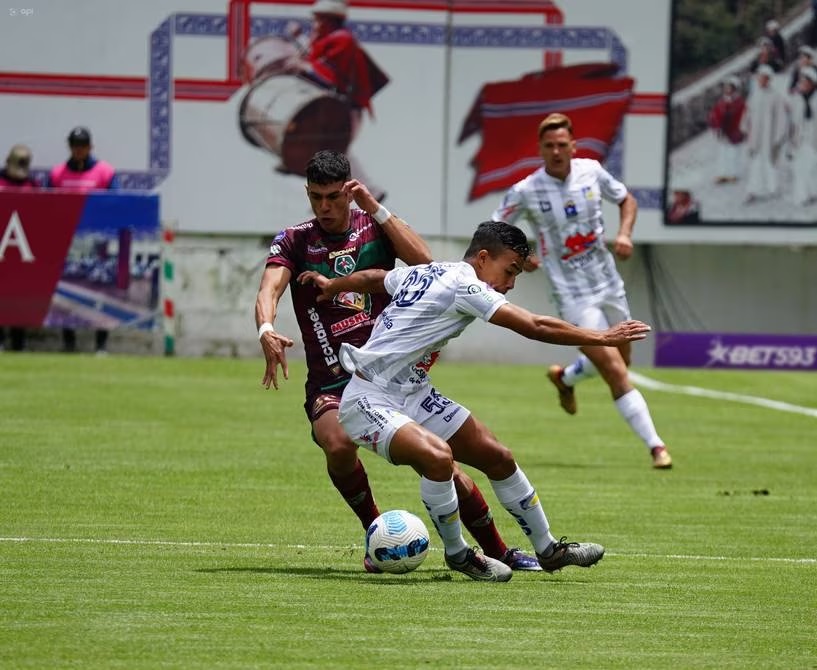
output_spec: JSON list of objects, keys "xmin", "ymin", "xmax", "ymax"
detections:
[
  {"xmin": 492, "ymin": 158, "xmax": 627, "ymax": 308},
  {"xmin": 339, "ymin": 262, "xmax": 506, "ymax": 393}
]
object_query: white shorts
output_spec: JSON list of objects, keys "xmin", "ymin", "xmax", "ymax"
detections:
[
  {"xmin": 338, "ymin": 374, "xmax": 470, "ymax": 464},
  {"xmin": 560, "ymin": 288, "xmax": 631, "ymax": 331}
]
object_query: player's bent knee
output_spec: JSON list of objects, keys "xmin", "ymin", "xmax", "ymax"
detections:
[
  {"xmin": 416, "ymin": 440, "xmax": 454, "ymax": 481},
  {"xmin": 320, "ymin": 434, "xmax": 359, "ymax": 466}
]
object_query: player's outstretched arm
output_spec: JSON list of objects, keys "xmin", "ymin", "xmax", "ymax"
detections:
[
  {"xmin": 489, "ymin": 302, "xmax": 650, "ymax": 346},
  {"xmin": 344, "ymin": 179, "xmax": 432, "ymax": 265},
  {"xmin": 256, "ymin": 265, "xmax": 295, "ymax": 390},
  {"xmin": 613, "ymin": 192, "xmax": 637, "ymax": 260},
  {"xmin": 297, "ymin": 268, "xmax": 388, "ymax": 300}
]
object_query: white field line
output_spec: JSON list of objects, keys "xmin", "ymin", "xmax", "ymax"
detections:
[
  {"xmin": 629, "ymin": 371, "xmax": 817, "ymax": 419},
  {"xmin": 0, "ymin": 536, "xmax": 814, "ymax": 565}
]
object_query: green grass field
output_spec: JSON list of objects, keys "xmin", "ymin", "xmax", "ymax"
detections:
[{"xmin": 1, "ymin": 354, "xmax": 815, "ymax": 669}]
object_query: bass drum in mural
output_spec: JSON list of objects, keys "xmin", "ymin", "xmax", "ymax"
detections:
[{"xmin": 238, "ymin": 73, "xmax": 352, "ymax": 177}]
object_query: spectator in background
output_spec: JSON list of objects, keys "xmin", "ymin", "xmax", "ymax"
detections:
[
  {"xmin": 764, "ymin": 20, "xmax": 786, "ymax": 64},
  {"xmin": 789, "ymin": 66, "xmax": 817, "ymax": 206},
  {"xmin": 0, "ymin": 144, "xmax": 39, "ymax": 190},
  {"xmin": 707, "ymin": 75, "xmax": 746, "ymax": 184},
  {"xmin": 750, "ymin": 37, "xmax": 784, "ymax": 76},
  {"xmin": 789, "ymin": 45, "xmax": 815, "ymax": 94},
  {"xmin": 741, "ymin": 65, "xmax": 788, "ymax": 204},
  {"xmin": 0, "ymin": 144, "xmax": 40, "ymax": 351},
  {"xmin": 48, "ymin": 126, "xmax": 118, "ymax": 354}
]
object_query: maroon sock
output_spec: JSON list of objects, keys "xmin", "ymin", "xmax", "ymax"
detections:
[
  {"xmin": 457, "ymin": 483, "xmax": 507, "ymax": 560},
  {"xmin": 328, "ymin": 460, "xmax": 380, "ymax": 530}
]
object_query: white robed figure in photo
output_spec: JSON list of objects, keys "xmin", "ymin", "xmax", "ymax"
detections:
[
  {"xmin": 740, "ymin": 64, "xmax": 789, "ymax": 204},
  {"xmin": 789, "ymin": 66, "xmax": 817, "ymax": 206}
]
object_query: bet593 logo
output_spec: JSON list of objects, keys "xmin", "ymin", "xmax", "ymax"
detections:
[{"xmin": 708, "ymin": 341, "xmax": 816, "ymax": 368}]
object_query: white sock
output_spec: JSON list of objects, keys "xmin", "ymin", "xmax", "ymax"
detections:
[
  {"xmin": 615, "ymin": 388, "xmax": 664, "ymax": 450},
  {"xmin": 420, "ymin": 476, "xmax": 468, "ymax": 557},
  {"xmin": 489, "ymin": 466, "xmax": 556, "ymax": 555},
  {"xmin": 562, "ymin": 354, "xmax": 596, "ymax": 386}
]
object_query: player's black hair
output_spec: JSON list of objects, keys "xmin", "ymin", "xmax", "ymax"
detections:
[
  {"xmin": 463, "ymin": 221, "xmax": 530, "ymax": 260},
  {"xmin": 305, "ymin": 150, "xmax": 351, "ymax": 185}
]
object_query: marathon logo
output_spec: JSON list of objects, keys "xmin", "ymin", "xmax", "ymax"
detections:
[{"xmin": 308, "ymin": 307, "xmax": 338, "ymax": 366}]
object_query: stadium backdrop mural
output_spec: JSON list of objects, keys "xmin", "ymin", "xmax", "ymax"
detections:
[{"xmin": 2, "ymin": 0, "xmax": 815, "ymax": 326}]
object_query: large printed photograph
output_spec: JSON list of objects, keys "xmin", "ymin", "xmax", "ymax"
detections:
[{"xmin": 665, "ymin": 0, "xmax": 817, "ymax": 226}]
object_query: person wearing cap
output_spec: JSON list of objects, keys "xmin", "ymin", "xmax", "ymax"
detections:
[
  {"xmin": 47, "ymin": 127, "xmax": 118, "ymax": 192},
  {"xmin": 789, "ymin": 65, "xmax": 817, "ymax": 206},
  {"xmin": 789, "ymin": 45, "xmax": 815, "ymax": 94},
  {"xmin": 741, "ymin": 64, "xmax": 788, "ymax": 204},
  {"xmin": 48, "ymin": 127, "xmax": 118, "ymax": 354},
  {"xmin": 707, "ymin": 75, "xmax": 746, "ymax": 184},
  {"xmin": 280, "ymin": 0, "xmax": 389, "ymax": 199},
  {"xmin": 0, "ymin": 144, "xmax": 39, "ymax": 190},
  {"xmin": 667, "ymin": 181, "xmax": 701, "ymax": 225},
  {"xmin": 764, "ymin": 19, "xmax": 786, "ymax": 63},
  {"xmin": 750, "ymin": 36, "xmax": 784, "ymax": 76},
  {"xmin": 0, "ymin": 143, "xmax": 40, "ymax": 352}
]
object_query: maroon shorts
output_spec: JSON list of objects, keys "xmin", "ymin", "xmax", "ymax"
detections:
[{"xmin": 304, "ymin": 391, "xmax": 342, "ymax": 423}]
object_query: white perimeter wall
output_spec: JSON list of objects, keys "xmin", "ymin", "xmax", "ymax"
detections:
[{"xmin": 169, "ymin": 234, "xmax": 817, "ymax": 366}]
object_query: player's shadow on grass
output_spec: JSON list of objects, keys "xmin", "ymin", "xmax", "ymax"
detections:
[{"xmin": 194, "ymin": 566, "xmax": 452, "ymax": 583}]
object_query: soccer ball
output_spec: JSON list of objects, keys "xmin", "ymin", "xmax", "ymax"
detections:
[{"xmin": 365, "ymin": 510, "xmax": 430, "ymax": 574}]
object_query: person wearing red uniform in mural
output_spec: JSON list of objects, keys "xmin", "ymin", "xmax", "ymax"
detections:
[{"xmin": 283, "ymin": 0, "xmax": 389, "ymax": 199}]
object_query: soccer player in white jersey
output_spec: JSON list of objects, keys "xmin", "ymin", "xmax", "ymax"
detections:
[
  {"xmin": 298, "ymin": 221, "xmax": 651, "ymax": 582},
  {"xmin": 491, "ymin": 112, "xmax": 673, "ymax": 469}
]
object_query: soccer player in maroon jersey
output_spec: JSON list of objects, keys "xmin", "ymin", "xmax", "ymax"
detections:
[{"xmin": 255, "ymin": 150, "xmax": 539, "ymax": 571}]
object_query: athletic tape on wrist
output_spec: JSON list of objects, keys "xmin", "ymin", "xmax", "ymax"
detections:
[
  {"xmin": 372, "ymin": 205, "xmax": 391, "ymax": 224},
  {"xmin": 258, "ymin": 322, "xmax": 275, "ymax": 339}
]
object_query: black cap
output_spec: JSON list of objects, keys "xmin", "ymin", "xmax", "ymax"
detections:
[{"xmin": 68, "ymin": 126, "xmax": 92, "ymax": 146}]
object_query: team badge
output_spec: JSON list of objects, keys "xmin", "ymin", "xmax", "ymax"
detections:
[
  {"xmin": 564, "ymin": 200, "xmax": 578, "ymax": 217},
  {"xmin": 335, "ymin": 291, "xmax": 370, "ymax": 312},
  {"xmin": 333, "ymin": 254, "xmax": 356, "ymax": 276}
]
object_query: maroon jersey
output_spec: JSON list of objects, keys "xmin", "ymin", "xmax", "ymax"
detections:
[{"xmin": 266, "ymin": 209, "xmax": 397, "ymax": 396}]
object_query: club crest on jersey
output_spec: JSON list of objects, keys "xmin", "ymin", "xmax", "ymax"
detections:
[
  {"xmin": 564, "ymin": 200, "xmax": 578, "ymax": 218},
  {"xmin": 582, "ymin": 187, "xmax": 595, "ymax": 200},
  {"xmin": 333, "ymin": 254, "xmax": 356, "ymax": 276},
  {"xmin": 335, "ymin": 291, "xmax": 370, "ymax": 312},
  {"xmin": 466, "ymin": 284, "xmax": 483, "ymax": 295}
]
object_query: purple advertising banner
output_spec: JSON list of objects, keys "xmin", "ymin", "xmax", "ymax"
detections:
[{"xmin": 654, "ymin": 332, "xmax": 817, "ymax": 371}]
